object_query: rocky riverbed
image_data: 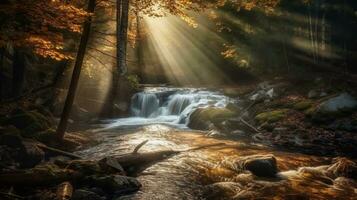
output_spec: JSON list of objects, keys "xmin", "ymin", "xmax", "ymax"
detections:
[{"xmin": 0, "ymin": 80, "xmax": 356, "ymax": 199}]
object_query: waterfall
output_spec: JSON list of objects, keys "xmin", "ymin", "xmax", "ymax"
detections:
[
  {"xmin": 131, "ymin": 93, "xmax": 159, "ymax": 117},
  {"xmin": 97, "ymin": 87, "xmax": 235, "ymax": 131},
  {"xmin": 167, "ymin": 94, "xmax": 193, "ymax": 115}
]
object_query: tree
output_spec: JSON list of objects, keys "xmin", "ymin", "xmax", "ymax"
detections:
[
  {"xmin": 0, "ymin": 0, "xmax": 89, "ymax": 100},
  {"xmin": 55, "ymin": 0, "xmax": 97, "ymax": 140}
]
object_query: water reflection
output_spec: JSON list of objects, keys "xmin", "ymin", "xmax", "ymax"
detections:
[{"xmin": 78, "ymin": 125, "xmax": 355, "ymax": 199}]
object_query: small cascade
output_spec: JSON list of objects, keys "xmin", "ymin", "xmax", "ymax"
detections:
[
  {"xmin": 99, "ymin": 87, "xmax": 235, "ymax": 130},
  {"xmin": 167, "ymin": 94, "xmax": 193, "ymax": 115},
  {"xmin": 131, "ymin": 93, "xmax": 159, "ymax": 117}
]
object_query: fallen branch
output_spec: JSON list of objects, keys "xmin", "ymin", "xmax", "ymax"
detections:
[
  {"xmin": 133, "ymin": 140, "xmax": 149, "ymax": 154},
  {"xmin": 240, "ymin": 118, "xmax": 261, "ymax": 133},
  {"xmin": 36, "ymin": 144, "xmax": 83, "ymax": 159},
  {"xmin": 185, "ymin": 143, "xmax": 226, "ymax": 151},
  {"xmin": 0, "ymin": 192, "xmax": 24, "ymax": 200}
]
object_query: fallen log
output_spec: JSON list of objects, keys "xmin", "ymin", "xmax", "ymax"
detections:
[
  {"xmin": 114, "ymin": 142, "xmax": 227, "ymax": 175},
  {"xmin": 36, "ymin": 143, "xmax": 83, "ymax": 159},
  {"xmin": 0, "ymin": 166, "xmax": 82, "ymax": 186},
  {"xmin": 0, "ymin": 192, "xmax": 24, "ymax": 200}
]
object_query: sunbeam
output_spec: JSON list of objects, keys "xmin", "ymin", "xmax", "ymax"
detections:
[{"xmin": 143, "ymin": 14, "xmax": 232, "ymax": 86}]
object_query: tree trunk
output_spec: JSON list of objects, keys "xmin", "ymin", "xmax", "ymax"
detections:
[
  {"xmin": 118, "ymin": 0, "xmax": 129, "ymax": 75},
  {"xmin": 12, "ymin": 48, "xmax": 25, "ymax": 98},
  {"xmin": 55, "ymin": 0, "xmax": 96, "ymax": 140},
  {"xmin": 0, "ymin": 48, "xmax": 3, "ymax": 101},
  {"xmin": 135, "ymin": 8, "xmax": 144, "ymax": 82}
]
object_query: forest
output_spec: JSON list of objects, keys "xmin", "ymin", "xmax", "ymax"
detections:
[{"xmin": 0, "ymin": 0, "xmax": 356, "ymax": 199}]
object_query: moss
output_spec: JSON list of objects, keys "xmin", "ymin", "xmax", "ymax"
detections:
[
  {"xmin": 255, "ymin": 109, "xmax": 289, "ymax": 123},
  {"xmin": 34, "ymin": 128, "xmax": 56, "ymax": 144},
  {"xmin": 4, "ymin": 110, "xmax": 52, "ymax": 137},
  {"xmin": 225, "ymin": 103, "xmax": 241, "ymax": 114},
  {"xmin": 188, "ymin": 107, "xmax": 237, "ymax": 130},
  {"xmin": 293, "ymin": 100, "xmax": 314, "ymax": 111}
]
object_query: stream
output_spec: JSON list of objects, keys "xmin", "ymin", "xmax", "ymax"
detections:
[{"xmin": 77, "ymin": 87, "xmax": 356, "ymax": 200}]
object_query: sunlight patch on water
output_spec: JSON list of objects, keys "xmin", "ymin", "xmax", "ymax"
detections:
[{"xmin": 79, "ymin": 125, "xmax": 355, "ymax": 200}]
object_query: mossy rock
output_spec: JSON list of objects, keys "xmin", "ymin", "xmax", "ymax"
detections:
[
  {"xmin": 3, "ymin": 110, "xmax": 52, "ymax": 137},
  {"xmin": 223, "ymin": 88, "xmax": 243, "ymax": 97},
  {"xmin": 255, "ymin": 109, "xmax": 290, "ymax": 124},
  {"xmin": 306, "ymin": 106, "xmax": 353, "ymax": 123},
  {"xmin": 293, "ymin": 100, "xmax": 314, "ymax": 111},
  {"xmin": 34, "ymin": 128, "xmax": 57, "ymax": 144},
  {"xmin": 188, "ymin": 107, "xmax": 237, "ymax": 130},
  {"xmin": 225, "ymin": 103, "xmax": 241, "ymax": 113}
]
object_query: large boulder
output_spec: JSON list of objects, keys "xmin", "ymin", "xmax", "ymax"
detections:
[
  {"xmin": 235, "ymin": 155, "xmax": 278, "ymax": 177},
  {"xmin": 307, "ymin": 93, "xmax": 357, "ymax": 122},
  {"xmin": 319, "ymin": 93, "xmax": 357, "ymax": 112},
  {"xmin": 0, "ymin": 132, "xmax": 44, "ymax": 168},
  {"xmin": 188, "ymin": 107, "xmax": 236, "ymax": 130},
  {"xmin": 1, "ymin": 110, "xmax": 52, "ymax": 137}
]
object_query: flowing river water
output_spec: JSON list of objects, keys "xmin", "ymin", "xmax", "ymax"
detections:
[{"xmin": 77, "ymin": 87, "xmax": 356, "ymax": 200}]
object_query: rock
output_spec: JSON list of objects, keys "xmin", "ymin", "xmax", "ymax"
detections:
[
  {"xmin": 34, "ymin": 128, "xmax": 57, "ymax": 144},
  {"xmin": 326, "ymin": 157, "xmax": 357, "ymax": 179},
  {"xmin": 258, "ymin": 81, "xmax": 271, "ymax": 90},
  {"xmin": 266, "ymin": 88, "xmax": 274, "ymax": 98},
  {"xmin": 249, "ymin": 90, "xmax": 267, "ymax": 101},
  {"xmin": 64, "ymin": 160, "xmax": 103, "ymax": 175},
  {"xmin": 328, "ymin": 120, "xmax": 357, "ymax": 132},
  {"xmin": 72, "ymin": 189, "xmax": 105, "ymax": 200},
  {"xmin": 235, "ymin": 155, "xmax": 278, "ymax": 177},
  {"xmin": 188, "ymin": 107, "xmax": 236, "ymax": 130},
  {"xmin": 0, "ymin": 132, "xmax": 23, "ymax": 148},
  {"xmin": 308, "ymin": 90, "xmax": 319, "ymax": 98},
  {"xmin": 293, "ymin": 100, "xmax": 313, "ymax": 111},
  {"xmin": 319, "ymin": 93, "xmax": 357, "ymax": 112},
  {"xmin": 21, "ymin": 141, "xmax": 45, "ymax": 168},
  {"xmin": 2, "ymin": 110, "xmax": 52, "ymax": 137},
  {"xmin": 98, "ymin": 157, "xmax": 125, "ymax": 174},
  {"xmin": 204, "ymin": 182, "xmax": 242, "ymax": 199},
  {"xmin": 84, "ymin": 175, "xmax": 141, "ymax": 193},
  {"xmin": 333, "ymin": 177, "xmax": 357, "ymax": 191},
  {"xmin": 255, "ymin": 109, "xmax": 289, "ymax": 124},
  {"xmin": 307, "ymin": 93, "xmax": 357, "ymax": 123}
]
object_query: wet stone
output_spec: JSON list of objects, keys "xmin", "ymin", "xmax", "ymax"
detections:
[{"xmin": 235, "ymin": 155, "xmax": 278, "ymax": 177}]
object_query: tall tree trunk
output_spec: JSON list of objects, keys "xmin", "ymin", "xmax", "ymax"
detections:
[
  {"xmin": 99, "ymin": 0, "xmax": 122, "ymax": 118},
  {"xmin": 56, "ymin": 0, "xmax": 96, "ymax": 140},
  {"xmin": 118, "ymin": 0, "xmax": 129, "ymax": 75},
  {"xmin": 116, "ymin": 0, "xmax": 122, "ymax": 74},
  {"xmin": 308, "ymin": 3, "xmax": 316, "ymax": 64},
  {"xmin": 0, "ymin": 48, "xmax": 4, "ymax": 101},
  {"xmin": 135, "ymin": 8, "xmax": 143, "ymax": 82},
  {"xmin": 12, "ymin": 48, "xmax": 25, "ymax": 98}
]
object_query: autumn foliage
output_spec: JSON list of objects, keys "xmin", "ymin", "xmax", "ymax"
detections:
[{"xmin": 0, "ymin": 0, "xmax": 89, "ymax": 60}]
